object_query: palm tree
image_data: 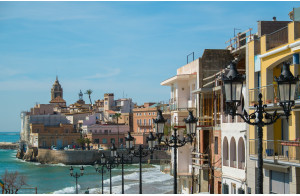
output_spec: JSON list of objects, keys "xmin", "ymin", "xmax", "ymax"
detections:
[
  {"xmin": 112, "ymin": 113, "xmax": 122, "ymax": 147},
  {"xmin": 85, "ymin": 138, "xmax": 92, "ymax": 150},
  {"xmin": 85, "ymin": 89, "xmax": 93, "ymax": 105}
]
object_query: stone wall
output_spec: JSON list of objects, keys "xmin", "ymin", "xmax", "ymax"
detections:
[{"xmin": 18, "ymin": 148, "xmax": 171, "ymax": 165}]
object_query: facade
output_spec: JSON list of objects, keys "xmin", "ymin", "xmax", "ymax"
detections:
[
  {"xmin": 29, "ymin": 123, "xmax": 80, "ymax": 149},
  {"xmin": 247, "ymin": 19, "xmax": 300, "ymax": 194},
  {"xmin": 132, "ymin": 103, "xmax": 170, "ymax": 145},
  {"xmin": 161, "ymin": 59, "xmax": 198, "ymax": 194},
  {"xmin": 83, "ymin": 124, "xmax": 129, "ymax": 149},
  {"xmin": 191, "ymin": 49, "xmax": 234, "ymax": 194}
]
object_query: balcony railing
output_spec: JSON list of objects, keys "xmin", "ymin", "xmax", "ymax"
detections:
[
  {"xmin": 249, "ymin": 84, "xmax": 279, "ymax": 106},
  {"xmin": 137, "ymin": 122, "xmax": 152, "ymax": 128},
  {"xmin": 249, "ymin": 139, "xmax": 300, "ymax": 164},
  {"xmin": 249, "ymin": 82, "xmax": 300, "ymax": 107},
  {"xmin": 266, "ymin": 26, "xmax": 288, "ymax": 51},
  {"xmin": 191, "ymin": 152, "xmax": 209, "ymax": 168}
]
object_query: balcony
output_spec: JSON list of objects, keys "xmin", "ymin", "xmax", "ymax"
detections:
[
  {"xmin": 249, "ymin": 82, "xmax": 300, "ymax": 107},
  {"xmin": 249, "ymin": 139, "xmax": 300, "ymax": 164},
  {"xmin": 137, "ymin": 122, "xmax": 152, "ymax": 128},
  {"xmin": 266, "ymin": 26, "xmax": 288, "ymax": 51},
  {"xmin": 191, "ymin": 152, "xmax": 209, "ymax": 169},
  {"xmin": 249, "ymin": 84, "xmax": 278, "ymax": 107}
]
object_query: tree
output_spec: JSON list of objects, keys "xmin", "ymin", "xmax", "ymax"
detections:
[
  {"xmin": 2, "ymin": 170, "xmax": 27, "ymax": 194},
  {"xmin": 77, "ymin": 138, "xmax": 86, "ymax": 150},
  {"xmin": 85, "ymin": 138, "xmax": 92, "ymax": 150},
  {"xmin": 85, "ymin": 89, "xmax": 93, "ymax": 105},
  {"xmin": 112, "ymin": 113, "xmax": 122, "ymax": 147}
]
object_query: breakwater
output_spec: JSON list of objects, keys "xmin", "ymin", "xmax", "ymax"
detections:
[
  {"xmin": 0, "ymin": 142, "xmax": 19, "ymax": 150},
  {"xmin": 17, "ymin": 148, "xmax": 170, "ymax": 165}
]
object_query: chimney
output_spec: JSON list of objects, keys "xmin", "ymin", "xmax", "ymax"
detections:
[{"xmin": 273, "ymin": 16, "xmax": 277, "ymax": 21}]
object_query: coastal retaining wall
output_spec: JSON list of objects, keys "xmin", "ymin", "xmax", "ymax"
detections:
[
  {"xmin": 36, "ymin": 149, "xmax": 171, "ymax": 165},
  {"xmin": 0, "ymin": 142, "xmax": 19, "ymax": 150}
]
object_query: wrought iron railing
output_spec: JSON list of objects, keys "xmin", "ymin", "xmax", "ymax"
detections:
[
  {"xmin": 249, "ymin": 139, "xmax": 300, "ymax": 163},
  {"xmin": 266, "ymin": 26, "xmax": 288, "ymax": 51}
]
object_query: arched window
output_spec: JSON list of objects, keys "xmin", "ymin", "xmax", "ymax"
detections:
[
  {"xmin": 223, "ymin": 137, "xmax": 229, "ymax": 166},
  {"xmin": 230, "ymin": 137, "xmax": 236, "ymax": 168},
  {"xmin": 238, "ymin": 137, "xmax": 245, "ymax": 169}
]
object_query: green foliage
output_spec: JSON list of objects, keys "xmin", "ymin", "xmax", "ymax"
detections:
[{"xmin": 85, "ymin": 89, "xmax": 93, "ymax": 105}]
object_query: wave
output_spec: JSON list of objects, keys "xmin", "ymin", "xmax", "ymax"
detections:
[{"xmin": 53, "ymin": 185, "xmax": 80, "ymax": 194}]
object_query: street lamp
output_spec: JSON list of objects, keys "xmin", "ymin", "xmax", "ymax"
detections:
[
  {"xmin": 100, "ymin": 144, "xmax": 119, "ymax": 194},
  {"xmin": 153, "ymin": 109, "xmax": 197, "ymax": 194},
  {"xmin": 222, "ymin": 60, "xmax": 298, "ymax": 194},
  {"xmin": 94, "ymin": 159, "xmax": 106, "ymax": 194},
  {"xmin": 125, "ymin": 131, "xmax": 152, "ymax": 194},
  {"xmin": 69, "ymin": 166, "xmax": 84, "ymax": 194},
  {"xmin": 115, "ymin": 153, "xmax": 133, "ymax": 194}
]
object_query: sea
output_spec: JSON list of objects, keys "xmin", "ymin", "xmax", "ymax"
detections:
[{"xmin": 0, "ymin": 132, "xmax": 173, "ymax": 194}]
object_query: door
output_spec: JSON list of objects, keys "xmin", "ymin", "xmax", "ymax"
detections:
[{"xmin": 270, "ymin": 170, "xmax": 289, "ymax": 194}]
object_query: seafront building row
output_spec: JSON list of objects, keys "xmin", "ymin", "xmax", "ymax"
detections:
[
  {"xmin": 158, "ymin": 9, "xmax": 300, "ymax": 194},
  {"xmin": 17, "ymin": 8, "xmax": 300, "ymax": 194}
]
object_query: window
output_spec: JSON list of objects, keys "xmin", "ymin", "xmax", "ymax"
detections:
[
  {"xmin": 111, "ymin": 138, "xmax": 115, "ymax": 144},
  {"xmin": 153, "ymin": 112, "xmax": 155, "ymax": 115},
  {"xmin": 137, "ymin": 119, "xmax": 139, "ymax": 124},
  {"xmin": 214, "ymin": 137, "xmax": 218, "ymax": 154},
  {"xmin": 148, "ymin": 113, "xmax": 151, "ymax": 115},
  {"xmin": 149, "ymin": 119, "xmax": 151, "ymax": 125},
  {"xmin": 104, "ymin": 130, "xmax": 108, "ymax": 134},
  {"xmin": 102, "ymin": 138, "xmax": 107, "ymax": 144},
  {"xmin": 144, "ymin": 119, "xmax": 146, "ymax": 125},
  {"xmin": 120, "ymin": 138, "xmax": 123, "ymax": 143},
  {"xmin": 65, "ymin": 129, "xmax": 69, "ymax": 133},
  {"xmin": 94, "ymin": 139, "xmax": 99, "ymax": 144}
]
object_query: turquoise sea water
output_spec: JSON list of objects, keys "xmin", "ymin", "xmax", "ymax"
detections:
[
  {"xmin": 0, "ymin": 133, "xmax": 173, "ymax": 194},
  {"xmin": 0, "ymin": 132, "xmax": 20, "ymax": 143}
]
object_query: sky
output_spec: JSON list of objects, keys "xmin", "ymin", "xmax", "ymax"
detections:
[{"xmin": 0, "ymin": 1, "xmax": 297, "ymax": 132}]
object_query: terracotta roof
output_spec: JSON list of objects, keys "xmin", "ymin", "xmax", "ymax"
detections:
[
  {"xmin": 106, "ymin": 110, "xmax": 116, "ymax": 114},
  {"xmin": 50, "ymin": 96, "xmax": 66, "ymax": 103}
]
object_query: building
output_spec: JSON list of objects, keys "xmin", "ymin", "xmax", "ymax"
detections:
[
  {"xmin": 247, "ymin": 17, "xmax": 300, "ymax": 194},
  {"xmin": 161, "ymin": 58, "xmax": 198, "ymax": 194},
  {"xmin": 132, "ymin": 102, "xmax": 170, "ymax": 145},
  {"xmin": 83, "ymin": 124, "xmax": 129, "ymax": 149},
  {"xmin": 49, "ymin": 76, "xmax": 66, "ymax": 107},
  {"xmin": 29, "ymin": 122, "xmax": 80, "ymax": 149},
  {"xmin": 190, "ymin": 49, "xmax": 235, "ymax": 194}
]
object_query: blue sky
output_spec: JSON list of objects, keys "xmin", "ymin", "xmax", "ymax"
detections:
[{"xmin": 0, "ymin": 1, "xmax": 297, "ymax": 132}]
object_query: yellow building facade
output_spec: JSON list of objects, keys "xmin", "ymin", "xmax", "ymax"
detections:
[{"xmin": 247, "ymin": 21, "xmax": 300, "ymax": 194}]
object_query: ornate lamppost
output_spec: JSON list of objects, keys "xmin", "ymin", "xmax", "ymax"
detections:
[
  {"xmin": 94, "ymin": 159, "xmax": 106, "ymax": 194},
  {"xmin": 125, "ymin": 132, "xmax": 155, "ymax": 194},
  {"xmin": 100, "ymin": 144, "xmax": 119, "ymax": 194},
  {"xmin": 69, "ymin": 166, "xmax": 84, "ymax": 194},
  {"xmin": 222, "ymin": 60, "xmax": 298, "ymax": 194},
  {"xmin": 153, "ymin": 110, "xmax": 198, "ymax": 194},
  {"xmin": 115, "ymin": 153, "xmax": 132, "ymax": 194}
]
